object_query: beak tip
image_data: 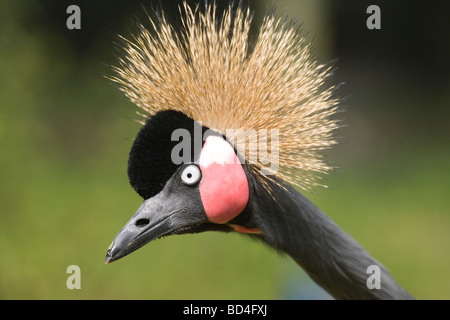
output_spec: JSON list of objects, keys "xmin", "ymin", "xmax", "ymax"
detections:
[{"xmin": 105, "ymin": 249, "xmax": 113, "ymax": 264}]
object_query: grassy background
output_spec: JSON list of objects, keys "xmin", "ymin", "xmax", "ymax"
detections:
[{"xmin": 0, "ymin": 0, "xmax": 449, "ymax": 299}]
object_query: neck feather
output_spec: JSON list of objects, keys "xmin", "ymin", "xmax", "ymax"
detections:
[{"xmin": 250, "ymin": 177, "xmax": 413, "ymax": 300}]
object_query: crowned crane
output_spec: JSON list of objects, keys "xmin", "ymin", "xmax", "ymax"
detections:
[{"xmin": 105, "ymin": 2, "xmax": 413, "ymax": 300}]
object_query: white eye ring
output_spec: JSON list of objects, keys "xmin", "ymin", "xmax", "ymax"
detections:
[{"xmin": 180, "ymin": 164, "xmax": 202, "ymax": 186}]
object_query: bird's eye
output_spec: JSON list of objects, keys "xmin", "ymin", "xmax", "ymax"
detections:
[{"xmin": 180, "ymin": 164, "xmax": 202, "ymax": 186}]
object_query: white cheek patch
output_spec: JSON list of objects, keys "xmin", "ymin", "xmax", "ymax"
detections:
[
  {"xmin": 199, "ymin": 135, "xmax": 239, "ymax": 167},
  {"xmin": 198, "ymin": 135, "xmax": 249, "ymax": 224}
]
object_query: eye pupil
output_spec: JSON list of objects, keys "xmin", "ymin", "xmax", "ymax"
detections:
[{"xmin": 187, "ymin": 173, "xmax": 192, "ymax": 179}]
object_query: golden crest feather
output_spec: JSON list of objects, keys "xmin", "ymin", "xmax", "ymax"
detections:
[{"xmin": 110, "ymin": 1, "xmax": 339, "ymax": 191}]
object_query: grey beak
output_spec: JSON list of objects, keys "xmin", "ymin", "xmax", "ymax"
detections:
[{"xmin": 105, "ymin": 195, "xmax": 174, "ymax": 264}]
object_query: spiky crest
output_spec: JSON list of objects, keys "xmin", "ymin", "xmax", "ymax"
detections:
[{"xmin": 109, "ymin": 1, "xmax": 339, "ymax": 191}]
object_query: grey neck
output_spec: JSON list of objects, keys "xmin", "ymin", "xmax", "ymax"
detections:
[{"xmin": 253, "ymin": 180, "xmax": 413, "ymax": 300}]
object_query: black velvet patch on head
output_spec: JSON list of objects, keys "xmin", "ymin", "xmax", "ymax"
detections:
[{"xmin": 128, "ymin": 110, "xmax": 208, "ymax": 200}]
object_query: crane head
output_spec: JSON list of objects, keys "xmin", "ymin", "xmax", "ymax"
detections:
[
  {"xmin": 105, "ymin": 110, "xmax": 259, "ymax": 263},
  {"xmin": 105, "ymin": 1, "xmax": 339, "ymax": 263}
]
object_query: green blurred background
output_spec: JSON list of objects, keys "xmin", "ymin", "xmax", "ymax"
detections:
[{"xmin": 1, "ymin": 0, "xmax": 449, "ymax": 299}]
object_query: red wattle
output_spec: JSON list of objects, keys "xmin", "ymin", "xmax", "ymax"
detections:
[{"xmin": 199, "ymin": 136, "xmax": 249, "ymax": 224}]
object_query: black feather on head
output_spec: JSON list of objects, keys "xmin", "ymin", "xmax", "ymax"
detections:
[{"xmin": 128, "ymin": 110, "xmax": 207, "ymax": 199}]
